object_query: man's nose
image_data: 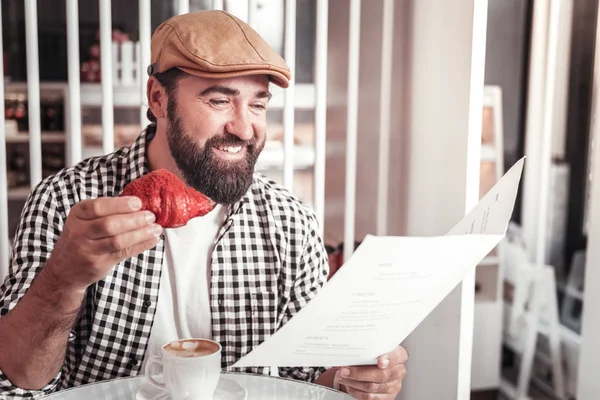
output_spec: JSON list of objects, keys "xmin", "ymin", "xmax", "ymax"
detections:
[{"xmin": 225, "ymin": 108, "xmax": 254, "ymax": 141}]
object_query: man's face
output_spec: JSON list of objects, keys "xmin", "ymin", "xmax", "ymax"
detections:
[{"xmin": 165, "ymin": 74, "xmax": 270, "ymax": 205}]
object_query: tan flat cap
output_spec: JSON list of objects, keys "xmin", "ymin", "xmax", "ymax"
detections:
[{"xmin": 149, "ymin": 10, "xmax": 292, "ymax": 88}]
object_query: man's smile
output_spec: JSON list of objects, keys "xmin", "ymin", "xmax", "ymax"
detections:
[{"xmin": 213, "ymin": 144, "xmax": 247, "ymax": 160}]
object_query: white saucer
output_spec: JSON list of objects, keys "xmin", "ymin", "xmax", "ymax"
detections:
[{"xmin": 136, "ymin": 376, "xmax": 247, "ymax": 400}]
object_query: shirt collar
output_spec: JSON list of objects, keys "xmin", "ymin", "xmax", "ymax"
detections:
[{"xmin": 125, "ymin": 126, "xmax": 152, "ymax": 183}]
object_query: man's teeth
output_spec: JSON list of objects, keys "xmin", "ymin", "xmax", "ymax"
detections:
[{"xmin": 219, "ymin": 146, "xmax": 242, "ymax": 153}]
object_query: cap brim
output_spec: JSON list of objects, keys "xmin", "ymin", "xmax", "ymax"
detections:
[{"xmin": 179, "ymin": 67, "xmax": 290, "ymax": 88}]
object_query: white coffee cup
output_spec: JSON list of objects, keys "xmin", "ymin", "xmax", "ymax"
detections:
[{"xmin": 145, "ymin": 338, "xmax": 222, "ymax": 400}]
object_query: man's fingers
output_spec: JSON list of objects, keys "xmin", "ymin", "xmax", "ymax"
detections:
[
  {"xmin": 112, "ymin": 236, "xmax": 162, "ymax": 262},
  {"xmin": 340, "ymin": 364, "xmax": 405, "ymax": 383},
  {"xmin": 377, "ymin": 345, "xmax": 409, "ymax": 369},
  {"xmin": 339, "ymin": 366, "xmax": 380, "ymax": 383},
  {"xmin": 340, "ymin": 377, "xmax": 391, "ymax": 394},
  {"xmin": 94, "ymin": 224, "xmax": 162, "ymax": 254},
  {"xmin": 344, "ymin": 386, "xmax": 391, "ymax": 400},
  {"xmin": 75, "ymin": 197, "xmax": 142, "ymax": 220},
  {"xmin": 87, "ymin": 211, "xmax": 156, "ymax": 239}
]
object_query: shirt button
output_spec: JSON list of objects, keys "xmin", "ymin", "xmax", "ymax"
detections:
[
  {"xmin": 143, "ymin": 300, "xmax": 152, "ymax": 309},
  {"xmin": 127, "ymin": 359, "xmax": 138, "ymax": 368}
]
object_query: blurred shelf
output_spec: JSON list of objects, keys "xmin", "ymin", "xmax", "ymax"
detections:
[
  {"xmin": 4, "ymin": 145, "xmax": 315, "ymax": 203},
  {"xmin": 82, "ymin": 142, "xmax": 316, "ymax": 171},
  {"xmin": 4, "ymin": 81, "xmax": 68, "ymax": 93},
  {"xmin": 5, "ymin": 132, "xmax": 65, "ymax": 143},
  {"xmin": 257, "ymin": 143, "xmax": 315, "ymax": 170},
  {"xmin": 7, "ymin": 186, "xmax": 32, "ymax": 201},
  {"xmin": 80, "ymin": 83, "xmax": 143, "ymax": 107},
  {"xmin": 6, "ymin": 81, "xmax": 318, "ymax": 109},
  {"xmin": 80, "ymin": 83, "xmax": 317, "ymax": 109}
]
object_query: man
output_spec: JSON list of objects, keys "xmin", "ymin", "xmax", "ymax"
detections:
[{"xmin": 0, "ymin": 10, "xmax": 407, "ymax": 399}]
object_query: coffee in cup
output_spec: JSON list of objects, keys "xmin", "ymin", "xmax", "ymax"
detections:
[
  {"xmin": 145, "ymin": 338, "xmax": 222, "ymax": 400},
  {"xmin": 163, "ymin": 338, "xmax": 221, "ymax": 358}
]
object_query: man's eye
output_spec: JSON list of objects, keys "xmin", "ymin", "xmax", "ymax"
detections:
[
  {"xmin": 252, "ymin": 103, "xmax": 267, "ymax": 111},
  {"xmin": 210, "ymin": 99, "xmax": 229, "ymax": 106}
]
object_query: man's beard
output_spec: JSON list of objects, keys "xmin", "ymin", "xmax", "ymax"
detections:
[{"xmin": 165, "ymin": 97, "xmax": 265, "ymax": 205}]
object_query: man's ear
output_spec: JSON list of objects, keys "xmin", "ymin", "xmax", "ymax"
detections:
[{"xmin": 147, "ymin": 76, "xmax": 168, "ymax": 120}]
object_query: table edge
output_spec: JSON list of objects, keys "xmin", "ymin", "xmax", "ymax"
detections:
[{"xmin": 39, "ymin": 371, "xmax": 347, "ymax": 398}]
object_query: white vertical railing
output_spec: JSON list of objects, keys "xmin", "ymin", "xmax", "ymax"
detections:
[
  {"xmin": 25, "ymin": 0, "xmax": 42, "ymax": 187},
  {"xmin": 457, "ymin": 0, "xmax": 488, "ymax": 397},
  {"xmin": 213, "ymin": 0, "xmax": 224, "ymax": 10},
  {"xmin": 343, "ymin": 0, "xmax": 360, "ymax": 261},
  {"xmin": 0, "ymin": 4, "xmax": 9, "ymax": 281},
  {"xmin": 376, "ymin": 0, "xmax": 394, "ymax": 236},
  {"xmin": 66, "ymin": 0, "xmax": 82, "ymax": 166},
  {"xmin": 283, "ymin": 0, "xmax": 297, "ymax": 190},
  {"xmin": 248, "ymin": 0, "xmax": 258, "ymax": 28},
  {"xmin": 178, "ymin": 0, "xmax": 189, "ymax": 15},
  {"xmin": 139, "ymin": 0, "xmax": 152, "ymax": 126},
  {"xmin": 534, "ymin": 0, "xmax": 562, "ymax": 265},
  {"xmin": 100, "ymin": 0, "xmax": 115, "ymax": 155},
  {"xmin": 314, "ymin": 0, "xmax": 328, "ymax": 234}
]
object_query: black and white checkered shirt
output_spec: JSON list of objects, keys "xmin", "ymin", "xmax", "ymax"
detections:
[{"xmin": 0, "ymin": 129, "xmax": 329, "ymax": 398}]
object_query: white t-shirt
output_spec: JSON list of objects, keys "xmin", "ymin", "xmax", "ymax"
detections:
[{"xmin": 141, "ymin": 204, "xmax": 227, "ymax": 370}]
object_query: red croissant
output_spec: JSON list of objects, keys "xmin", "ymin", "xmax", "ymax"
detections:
[{"xmin": 119, "ymin": 169, "xmax": 216, "ymax": 228}]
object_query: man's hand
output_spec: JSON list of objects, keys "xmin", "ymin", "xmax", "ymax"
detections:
[
  {"xmin": 336, "ymin": 346, "xmax": 408, "ymax": 399},
  {"xmin": 0, "ymin": 196, "xmax": 162, "ymax": 390},
  {"xmin": 47, "ymin": 196, "xmax": 162, "ymax": 292}
]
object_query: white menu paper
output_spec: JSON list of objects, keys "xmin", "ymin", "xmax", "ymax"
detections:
[{"xmin": 233, "ymin": 158, "xmax": 525, "ymax": 368}]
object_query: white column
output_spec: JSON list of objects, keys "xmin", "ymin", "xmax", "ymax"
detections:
[
  {"xmin": 577, "ymin": 2, "xmax": 600, "ymax": 396},
  {"xmin": 0, "ymin": 4, "xmax": 9, "ymax": 280},
  {"xmin": 324, "ymin": 5, "xmax": 487, "ymax": 395},
  {"xmin": 100, "ymin": 0, "xmax": 115, "ymax": 154},
  {"xmin": 313, "ymin": 0, "xmax": 328, "ymax": 234},
  {"xmin": 343, "ymin": 0, "xmax": 361, "ymax": 262},
  {"xmin": 283, "ymin": 0, "xmax": 296, "ymax": 190},
  {"xmin": 66, "ymin": 0, "xmax": 82, "ymax": 166},
  {"xmin": 24, "ymin": 0, "xmax": 42, "ymax": 187},
  {"xmin": 376, "ymin": 0, "xmax": 394, "ymax": 236},
  {"xmin": 139, "ymin": 0, "xmax": 152, "ymax": 126},
  {"xmin": 521, "ymin": 0, "xmax": 550, "ymax": 263},
  {"xmin": 457, "ymin": 0, "xmax": 488, "ymax": 397},
  {"xmin": 521, "ymin": 0, "xmax": 569, "ymax": 267},
  {"xmin": 397, "ymin": 0, "xmax": 486, "ymax": 398},
  {"xmin": 533, "ymin": 0, "xmax": 562, "ymax": 265}
]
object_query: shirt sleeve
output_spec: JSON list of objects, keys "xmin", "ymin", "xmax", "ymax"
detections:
[
  {"xmin": 0, "ymin": 178, "xmax": 66, "ymax": 398},
  {"xmin": 278, "ymin": 212, "xmax": 330, "ymax": 383}
]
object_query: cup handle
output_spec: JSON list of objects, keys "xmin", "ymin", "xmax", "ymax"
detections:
[{"xmin": 145, "ymin": 355, "xmax": 166, "ymax": 390}]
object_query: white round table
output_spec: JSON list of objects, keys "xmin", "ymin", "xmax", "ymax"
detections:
[{"xmin": 40, "ymin": 373, "xmax": 352, "ymax": 400}]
